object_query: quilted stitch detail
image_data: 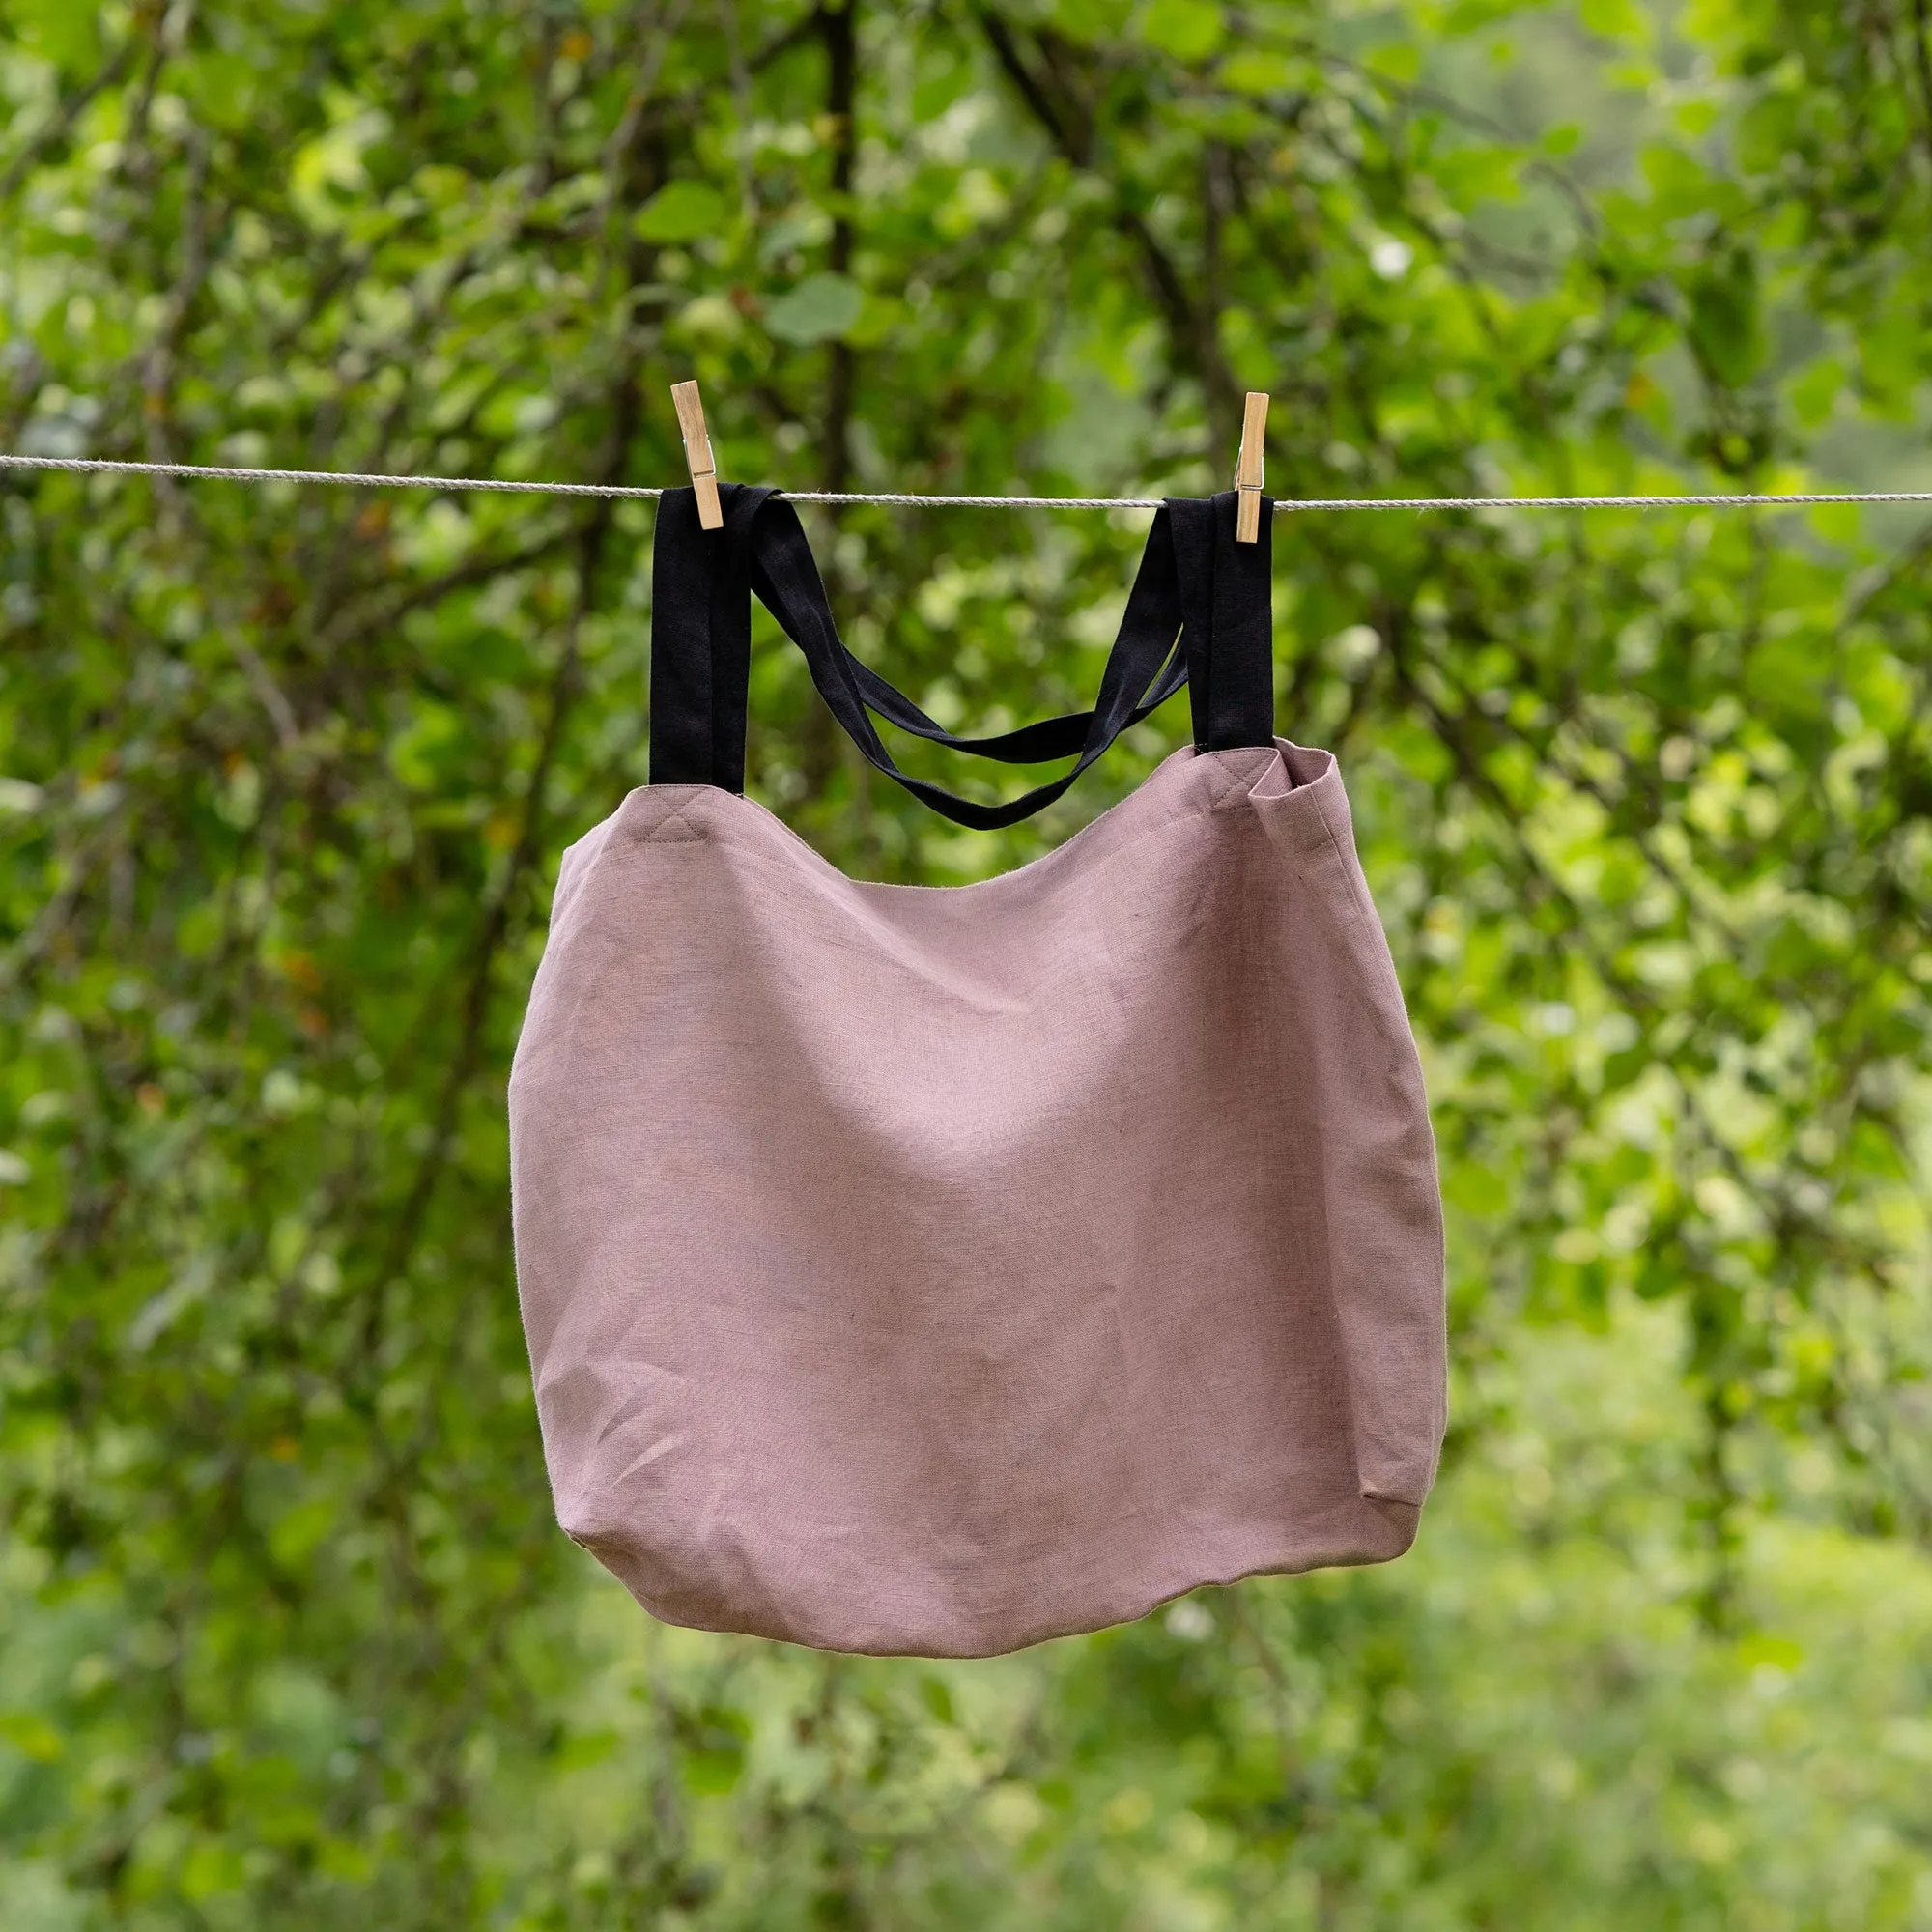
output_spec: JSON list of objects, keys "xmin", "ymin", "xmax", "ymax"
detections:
[
  {"xmin": 644, "ymin": 804, "xmax": 706, "ymax": 844},
  {"xmin": 624, "ymin": 790, "xmax": 712, "ymax": 845},
  {"xmin": 1205, "ymin": 745, "xmax": 1279, "ymax": 810}
]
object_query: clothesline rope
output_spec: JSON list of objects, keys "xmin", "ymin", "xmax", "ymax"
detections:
[{"xmin": 4, "ymin": 450, "xmax": 1931, "ymax": 513}]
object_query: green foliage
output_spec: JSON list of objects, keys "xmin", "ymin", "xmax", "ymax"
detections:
[{"xmin": 2, "ymin": 0, "xmax": 1931, "ymax": 1924}]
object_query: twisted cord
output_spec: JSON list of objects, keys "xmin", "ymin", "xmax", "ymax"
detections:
[{"xmin": 4, "ymin": 451, "xmax": 1931, "ymax": 513}]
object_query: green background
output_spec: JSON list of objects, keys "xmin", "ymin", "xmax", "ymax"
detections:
[{"xmin": 3, "ymin": 0, "xmax": 1931, "ymax": 1924}]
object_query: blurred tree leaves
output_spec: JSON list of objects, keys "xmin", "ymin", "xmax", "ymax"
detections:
[
  {"xmin": 1, "ymin": 0, "xmax": 1930, "ymax": 1925},
  {"xmin": 1687, "ymin": 247, "xmax": 1765, "ymax": 390},
  {"xmin": 633, "ymin": 181, "xmax": 729, "ymax": 244},
  {"xmin": 763, "ymin": 272, "xmax": 865, "ymax": 345}
]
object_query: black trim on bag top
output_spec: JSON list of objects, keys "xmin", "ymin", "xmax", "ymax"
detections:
[{"xmin": 648, "ymin": 484, "xmax": 1274, "ymax": 830}]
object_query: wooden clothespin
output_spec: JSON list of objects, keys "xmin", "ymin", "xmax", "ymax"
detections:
[
  {"xmin": 670, "ymin": 380, "xmax": 723, "ymax": 529},
  {"xmin": 1235, "ymin": 390, "xmax": 1269, "ymax": 543}
]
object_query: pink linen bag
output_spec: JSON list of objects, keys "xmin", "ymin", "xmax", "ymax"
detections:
[{"xmin": 509, "ymin": 486, "xmax": 1445, "ymax": 1657}]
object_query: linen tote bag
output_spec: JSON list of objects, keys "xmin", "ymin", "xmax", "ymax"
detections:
[{"xmin": 509, "ymin": 484, "xmax": 1446, "ymax": 1659}]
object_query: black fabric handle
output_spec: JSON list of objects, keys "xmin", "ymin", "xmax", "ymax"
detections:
[
  {"xmin": 841, "ymin": 642, "xmax": 1191, "ymax": 765},
  {"xmin": 648, "ymin": 483, "xmax": 1274, "ymax": 829},
  {"xmin": 1171, "ymin": 494, "xmax": 1277, "ymax": 753},
  {"xmin": 647, "ymin": 485, "xmax": 757, "ymax": 795}
]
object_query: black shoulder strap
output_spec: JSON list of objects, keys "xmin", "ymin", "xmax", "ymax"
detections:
[
  {"xmin": 649, "ymin": 484, "xmax": 1273, "ymax": 828},
  {"xmin": 1170, "ymin": 493, "xmax": 1277, "ymax": 753},
  {"xmin": 646, "ymin": 483, "xmax": 761, "ymax": 794}
]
